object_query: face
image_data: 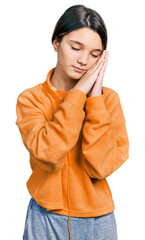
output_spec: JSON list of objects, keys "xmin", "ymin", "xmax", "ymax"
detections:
[{"xmin": 53, "ymin": 27, "xmax": 103, "ymax": 80}]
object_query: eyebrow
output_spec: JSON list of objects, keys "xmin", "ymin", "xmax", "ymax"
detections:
[{"xmin": 69, "ymin": 40, "xmax": 102, "ymax": 52}]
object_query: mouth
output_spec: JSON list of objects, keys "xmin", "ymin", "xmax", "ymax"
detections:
[{"xmin": 72, "ymin": 66, "xmax": 86, "ymax": 73}]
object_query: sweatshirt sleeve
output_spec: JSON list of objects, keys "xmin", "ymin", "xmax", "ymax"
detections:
[
  {"xmin": 16, "ymin": 88, "xmax": 86, "ymax": 173},
  {"xmin": 82, "ymin": 91, "xmax": 129, "ymax": 179}
]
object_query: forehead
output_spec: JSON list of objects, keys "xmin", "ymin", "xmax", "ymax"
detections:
[{"xmin": 65, "ymin": 27, "xmax": 102, "ymax": 50}]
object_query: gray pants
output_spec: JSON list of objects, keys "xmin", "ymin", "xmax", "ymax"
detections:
[{"xmin": 23, "ymin": 198, "xmax": 118, "ymax": 240}]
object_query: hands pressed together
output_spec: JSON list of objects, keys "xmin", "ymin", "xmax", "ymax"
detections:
[{"xmin": 73, "ymin": 50, "xmax": 109, "ymax": 97}]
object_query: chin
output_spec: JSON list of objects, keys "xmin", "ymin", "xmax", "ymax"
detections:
[
  {"xmin": 69, "ymin": 73, "xmax": 82, "ymax": 81},
  {"xmin": 69, "ymin": 67, "xmax": 85, "ymax": 79}
]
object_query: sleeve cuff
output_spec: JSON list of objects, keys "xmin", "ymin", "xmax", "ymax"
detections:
[
  {"xmin": 64, "ymin": 88, "xmax": 87, "ymax": 109},
  {"xmin": 85, "ymin": 95, "xmax": 108, "ymax": 115}
]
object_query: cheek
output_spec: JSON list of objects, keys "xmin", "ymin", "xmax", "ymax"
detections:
[{"xmin": 61, "ymin": 47, "xmax": 79, "ymax": 62}]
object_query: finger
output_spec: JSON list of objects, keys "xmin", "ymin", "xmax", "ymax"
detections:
[
  {"xmin": 98, "ymin": 57, "xmax": 108, "ymax": 78},
  {"xmin": 86, "ymin": 51, "xmax": 109, "ymax": 77},
  {"xmin": 95, "ymin": 51, "xmax": 106, "ymax": 65},
  {"xmin": 92, "ymin": 50, "xmax": 108, "ymax": 70},
  {"xmin": 94, "ymin": 59, "xmax": 106, "ymax": 74},
  {"xmin": 98, "ymin": 50, "xmax": 108, "ymax": 62},
  {"xmin": 99, "ymin": 52, "xmax": 109, "ymax": 70},
  {"xmin": 102, "ymin": 54, "xmax": 109, "ymax": 69},
  {"xmin": 88, "ymin": 51, "xmax": 106, "ymax": 72}
]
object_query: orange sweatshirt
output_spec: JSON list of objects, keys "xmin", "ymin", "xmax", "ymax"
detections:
[{"xmin": 16, "ymin": 67, "xmax": 129, "ymax": 239}]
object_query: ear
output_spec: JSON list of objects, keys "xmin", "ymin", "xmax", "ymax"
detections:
[{"xmin": 52, "ymin": 37, "xmax": 60, "ymax": 52}]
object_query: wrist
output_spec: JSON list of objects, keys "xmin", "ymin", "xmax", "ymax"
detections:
[{"xmin": 89, "ymin": 89, "xmax": 102, "ymax": 97}]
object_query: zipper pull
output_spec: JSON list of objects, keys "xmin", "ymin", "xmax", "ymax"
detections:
[{"xmin": 67, "ymin": 152, "xmax": 71, "ymax": 166}]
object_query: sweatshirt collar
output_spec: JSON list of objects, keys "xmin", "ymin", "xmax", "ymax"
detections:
[{"xmin": 46, "ymin": 67, "xmax": 69, "ymax": 94}]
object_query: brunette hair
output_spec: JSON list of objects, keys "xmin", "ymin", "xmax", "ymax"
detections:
[{"xmin": 51, "ymin": 4, "xmax": 108, "ymax": 50}]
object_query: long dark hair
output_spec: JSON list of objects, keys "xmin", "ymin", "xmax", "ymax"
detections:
[{"xmin": 51, "ymin": 4, "xmax": 108, "ymax": 50}]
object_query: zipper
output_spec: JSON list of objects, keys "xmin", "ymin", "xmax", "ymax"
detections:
[
  {"xmin": 52, "ymin": 90, "xmax": 64, "ymax": 102},
  {"xmin": 67, "ymin": 152, "xmax": 71, "ymax": 166},
  {"xmin": 51, "ymin": 86, "xmax": 72, "ymax": 239},
  {"xmin": 49, "ymin": 86, "xmax": 71, "ymax": 166}
]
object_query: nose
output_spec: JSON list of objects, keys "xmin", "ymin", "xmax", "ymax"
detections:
[{"xmin": 77, "ymin": 51, "xmax": 88, "ymax": 66}]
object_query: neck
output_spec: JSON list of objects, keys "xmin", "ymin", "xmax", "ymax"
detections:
[{"xmin": 50, "ymin": 64, "xmax": 78, "ymax": 91}]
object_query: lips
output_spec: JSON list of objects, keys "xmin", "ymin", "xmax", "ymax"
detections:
[{"xmin": 73, "ymin": 66, "xmax": 85, "ymax": 72}]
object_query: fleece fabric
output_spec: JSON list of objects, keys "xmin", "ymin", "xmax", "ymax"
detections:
[{"xmin": 16, "ymin": 67, "xmax": 129, "ymax": 240}]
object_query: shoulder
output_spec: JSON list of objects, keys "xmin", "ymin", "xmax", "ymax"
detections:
[
  {"xmin": 16, "ymin": 81, "xmax": 52, "ymax": 106},
  {"xmin": 16, "ymin": 82, "xmax": 55, "ymax": 120},
  {"xmin": 16, "ymin": 84, "xmax": 44, "ymax": 119},
  {"xmin": 17, "ymin": 82, "xmax": 42, "ymax": 99}
]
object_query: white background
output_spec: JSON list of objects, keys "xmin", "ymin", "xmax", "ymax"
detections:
[{"xmin": 0, "ymin": 0, "xmax": 145, "ymax": 239}]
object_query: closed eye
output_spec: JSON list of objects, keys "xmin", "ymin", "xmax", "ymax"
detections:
[
  {"xmin": 71, "ymin": 46, "xmax": 99, "ymax": 58},
  {"xmin": 71, "ymin": 47, "xmax": 79, "ymax": 50}
]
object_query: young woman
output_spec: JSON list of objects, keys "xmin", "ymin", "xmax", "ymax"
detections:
[{"xmin": 16, "ymin": 4, "xmax": 129, "ymax": 240}]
